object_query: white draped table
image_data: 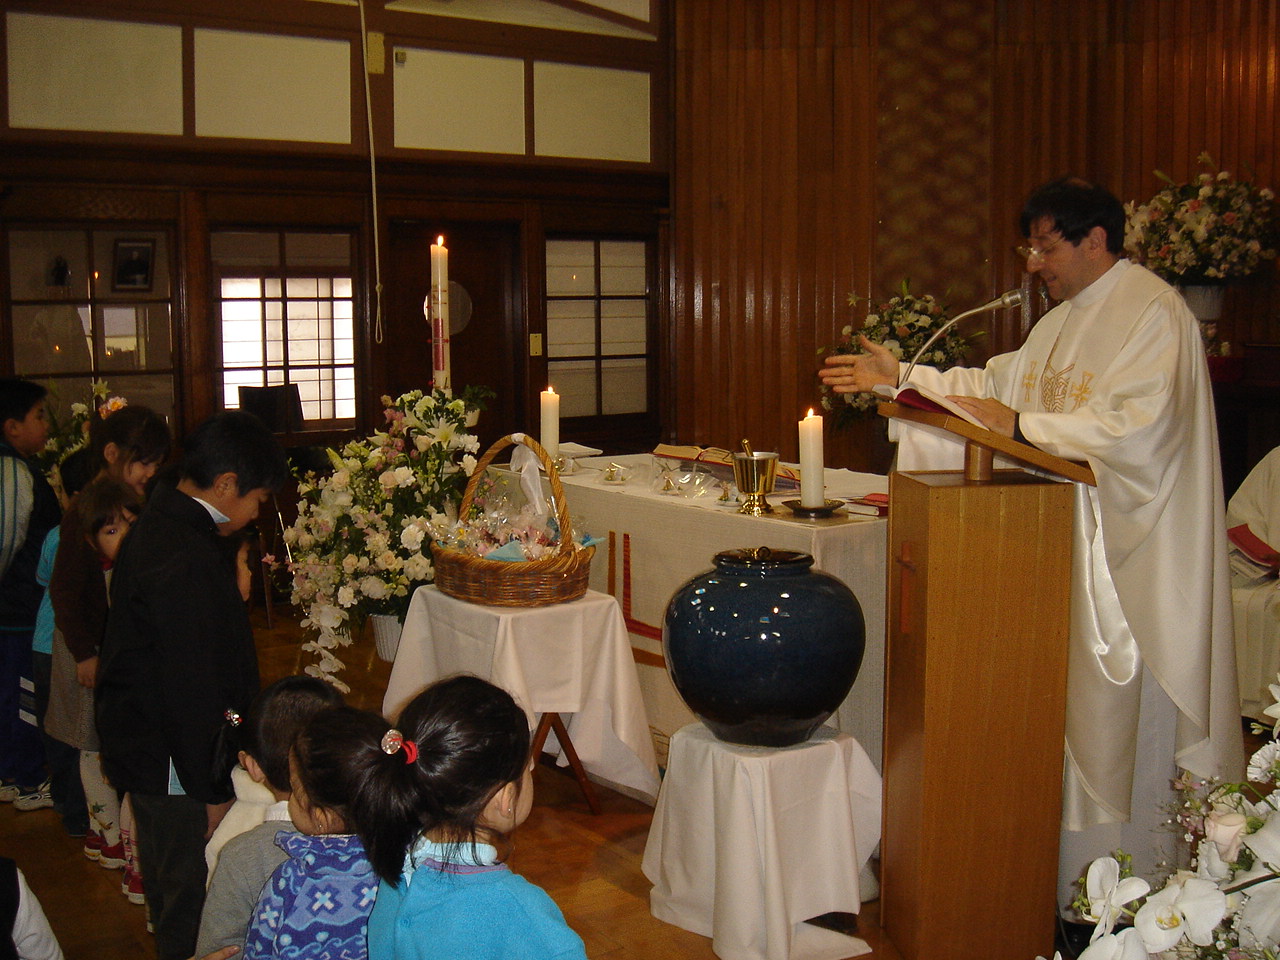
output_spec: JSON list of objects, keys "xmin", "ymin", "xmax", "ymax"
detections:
[
  {"xmin": 382, "ymin": 585, "xmax": 661, "ymax": 802},
  {"xmin": 508, "ymin": 455, "xmax": 889, "ymax": 769},
  {"xmin": 643, "ymin": 723, "xmax": 881, "ymax": 960}
]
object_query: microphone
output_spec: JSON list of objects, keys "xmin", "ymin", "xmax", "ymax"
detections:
[{"xmin": 898, "ymin": 289, "xmax": 1023, "ymax": 387}]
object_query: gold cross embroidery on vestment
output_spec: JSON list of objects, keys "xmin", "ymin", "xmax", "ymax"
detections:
[{"xmin": 1039, "ymin": 360, "xmax": 1074, "ymax": 413}]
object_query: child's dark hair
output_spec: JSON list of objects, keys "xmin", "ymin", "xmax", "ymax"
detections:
[
  {"xmin": 58, "ymin": 448, "xmax": 95, "ymax": 499},
  {"xmin": 76, "ymin": 476, "xmax": 140, "ymax": 538},
  {"xmin": 0, "ymin": 378, "xmax": 46, "ymax": 426},
  {"xmin": 89, "ymin": 405, "xmax": 170, "ymax": 470},
  {"xmin": 345, "ymin": 675, "xmax": 531, "ymax": 885},
  {"xmin": 237, "ymin": 676, "xmax": 345, "ymax": 793},
  {"xmin": 292, "ymin": 706, "xmax": 393, "ymax": 838},
  {"xmin": 180, "ymin": 411, "xmax": 289, "ymax": 495}
]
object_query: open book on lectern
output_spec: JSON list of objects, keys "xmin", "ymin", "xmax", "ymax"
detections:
[{"xmin": 871, "ymin": 382, "xmax": 987, "ymax": 428}]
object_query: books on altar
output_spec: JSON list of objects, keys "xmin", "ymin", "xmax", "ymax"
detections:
[{"xmin": 872, "ymin": 383, "xmax": 986, "ymax": 427}]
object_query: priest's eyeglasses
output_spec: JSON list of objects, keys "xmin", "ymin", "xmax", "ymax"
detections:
[{"xmin": 1015, "ymin": 234, "xmax": 1068, "ymax": 262}]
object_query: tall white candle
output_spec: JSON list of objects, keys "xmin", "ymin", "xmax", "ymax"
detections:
[
  {"xmin": 430, "ymin": 235, "xmax": 451, "ymax": 393},
  {"xmin": 798, "ymin": 409, "xmax": 825, "ymax": 508},
  {"xmin": 540, "ymin": 387, "xmax": 560, "ymax": 461}
]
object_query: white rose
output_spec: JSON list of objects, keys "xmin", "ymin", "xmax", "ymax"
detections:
[
  {"xmin": 400, "ymin": 525, "xmax": 425, "ymax": 552},
  {"xmin": 403, "ymin": 553, "xmax": 432, "ymax": 581},
  {"xmin": 360, "ymin": 576, "xmax": 390, "ymax": 599},
  {"xmin": 337, "ymin": 585, "xmax": 357, "ymax": 607},
  {"xmin": 394, "ymin": 466, "xmax": 415, "ymax": 487}
]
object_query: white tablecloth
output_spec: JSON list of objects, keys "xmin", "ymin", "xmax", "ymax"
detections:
[
  {"xmin": 643, "ymin": 723, "xmax": 881, "ymax": 960},
  {"xmin": 383, "ymin": 586, "xmax": 661, "ymax": 802},
  {"xmin": 507, "ymin": 455, "xmax": 888, "ymax": 768}
]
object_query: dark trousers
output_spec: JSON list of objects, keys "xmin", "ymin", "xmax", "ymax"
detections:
[
  {"xmin": 132, "ymin": 792, "xmax": 209, "ymax": 960},
  {"xmin": 30, "ymin": 651, "xmax": 88, "ymax": 835},
  {"xmin": 0, "ymin": 628, "xmax": 44, "ymax": 788}
]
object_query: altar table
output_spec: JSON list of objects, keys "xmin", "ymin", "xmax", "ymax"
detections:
[
  {"xmin": 508, "ymin": 454, "xmax": 889, "ymax": 768},
  {"xmin": 643, "ymin": 723, "xmax": 880, "ymax": 960},
  {"xmin": 382, "ymin": 585, "xmax": 661, "ymax": 802}
]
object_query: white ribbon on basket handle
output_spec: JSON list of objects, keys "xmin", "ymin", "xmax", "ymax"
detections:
[{"xmin": 509, "ymin": 439, "xmax": 549, "ymax": 515}]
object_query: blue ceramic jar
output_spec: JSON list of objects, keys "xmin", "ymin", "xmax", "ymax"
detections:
[{"xmin": 662, "ymin": 547, "xmax": 865, "ymax": 747}]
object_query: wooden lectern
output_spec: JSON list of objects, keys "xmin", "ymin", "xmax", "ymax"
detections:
[{"xmin": 878, "ymin": 403, "xmax": 1094, "ymax": 960}]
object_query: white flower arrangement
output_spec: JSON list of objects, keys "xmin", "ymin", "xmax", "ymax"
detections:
[
  {"xmin": 283, "ymin": 388, "xmax": 483, "ymax": 690},
  {"xmin": 1124, "ymin": 153, "xmax": 1277, "ymax": 285},
  {"xmin": 1039, "ymin": 675, "xmax": 1280, "ymax": 959},
  {"xmin": 817, "ymin": 281, "xmax": 978, "ymax": 426}
]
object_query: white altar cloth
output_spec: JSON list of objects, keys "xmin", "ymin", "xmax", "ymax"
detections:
[
  {"xmin": 643, "ymin": 723, "xmax": 880, "ymax": 960},
  {"xmin": 498, "ymin": 454, "xmax": 889, "ymax": 768},
  {"xmin": 383, "ymin": 585, "xmax": 661, "ymax": 802}
]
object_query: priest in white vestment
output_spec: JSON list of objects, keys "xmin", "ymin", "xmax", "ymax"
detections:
[{"xmin": 821, "ymin": 177, "xmax": 1243, "ymax": 912}]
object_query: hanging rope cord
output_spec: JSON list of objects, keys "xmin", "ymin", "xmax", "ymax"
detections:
[{"xmin": 356, "ymin": 0, "xmax": 385, "ymax": 343}]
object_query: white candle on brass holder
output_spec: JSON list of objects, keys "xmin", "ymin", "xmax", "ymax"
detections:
[
  {"xmin": 798, "ymin": 409, "xmax": 825, "ymax": 508},
  {"xmin": 540, "ymin": 387, "xmax": 560, "ymax": 462}
]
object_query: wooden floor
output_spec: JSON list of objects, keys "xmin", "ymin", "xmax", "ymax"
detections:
[{"xmin": 2, "ymin": 602, "xmax": 901, "ymax": 960}]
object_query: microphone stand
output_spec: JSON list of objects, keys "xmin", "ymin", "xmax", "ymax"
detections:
[{"xmin": 898, "ymin": 289, "xmax": 1023, "ymax": 387}]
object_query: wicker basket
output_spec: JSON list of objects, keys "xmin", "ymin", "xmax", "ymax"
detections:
[{"xmin": 431, "ymin": 433, "xmax": 594, "ymax": 606}]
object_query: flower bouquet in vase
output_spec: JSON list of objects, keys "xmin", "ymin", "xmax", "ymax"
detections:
[
  {"xmin": 283, "ymin": 388, "xmax": 483, "ymax": 689},
  {"xmin": 817, "ymin": 281, "xmax": 980, "ymax": 428}
]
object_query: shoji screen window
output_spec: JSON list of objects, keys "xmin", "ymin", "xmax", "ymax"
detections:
[
  {"xmin": 545, "ymin": 239, "xmax": 650, "ymax": 418},
  {"xmin": 213, "ymin": 231, "xmax": 356, "ymax": 429}
]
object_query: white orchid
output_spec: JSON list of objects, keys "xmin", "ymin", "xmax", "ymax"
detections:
[
  {"xmin": 1082, "ymin": 857, "xmax": 1150, "ymax": 940},
  {"xmin": 1264, "ymin": 675, "xmax": 1280, "ymax": 737},
  {"xmin": 1077, "ymin": 928, "xmax": 1147, "ymax": 960},
  {"xmin": 1133, "ymin": 874, "xmax": 1226, "ymax": 952}
]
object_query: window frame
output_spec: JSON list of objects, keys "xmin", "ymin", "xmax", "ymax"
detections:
[
  {"xmin": 544, "ymin": 234, "xmax": 659, "ymax": 449},
  {"xmin": 212, "ymin": 228, "xmax": 359, "ymax": 437}
]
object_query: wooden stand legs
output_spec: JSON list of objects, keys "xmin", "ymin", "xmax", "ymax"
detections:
[{"xmin": 531, "ymin": 712, "xmax": 602, "ymax": 814}]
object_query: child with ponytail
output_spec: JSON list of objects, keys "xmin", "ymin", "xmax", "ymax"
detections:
[{"xmin": 353, "ymin": 674, "xmax": 587, "ymax": 960}]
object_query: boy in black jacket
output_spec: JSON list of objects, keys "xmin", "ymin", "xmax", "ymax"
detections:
[{"xmin": 97, "ymin": 411, "xmax": 287, "ymax": 960}]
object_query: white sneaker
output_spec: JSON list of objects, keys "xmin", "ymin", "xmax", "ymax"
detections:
[
  {"xmin": 13, "ymin": 781, "xmax": 53, "ymax": 812},
  {"xmin": 0, "ymin": 780, "xmax": 20, "ymax": 802}
]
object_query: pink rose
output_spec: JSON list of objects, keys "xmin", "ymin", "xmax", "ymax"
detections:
[{"xmin": 1205, "ymin": 809, "xmax": 1247, "ymax": 862}]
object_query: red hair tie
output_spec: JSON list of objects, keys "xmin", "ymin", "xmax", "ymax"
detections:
[{"xmin": 380, "ymin": 728, "xmax": 418, "ymax": 764}]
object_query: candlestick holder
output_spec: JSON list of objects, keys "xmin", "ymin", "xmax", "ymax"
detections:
[
  {"xmin": 783, "ymin": 498, "xmax": 843, "ymax": 518},
  {"xmin": 732, "ymin": 452, "xmax": 778, "ymax": 516}
]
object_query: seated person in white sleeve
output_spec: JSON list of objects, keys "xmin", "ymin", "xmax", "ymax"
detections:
[{"xmin": 820, "ymin": 175, "xmax": 1243, "ymax": 916}]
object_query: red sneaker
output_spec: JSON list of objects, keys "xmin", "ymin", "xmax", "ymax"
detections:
[
  {"xmin": 97, "ymin": 842, "xmax": 127, "ymax": 870},
  {"xmin": 83, "ymin": 831, "xmax": 106, "ymax": 861},
  {"xmin": 122, "ymin": 867, "xmax": 146, "ymax": 905}
]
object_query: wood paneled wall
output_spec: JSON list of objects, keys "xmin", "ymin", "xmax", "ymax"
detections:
[{"xmin": 670, "ymin": 0, "xmax": 1279, "ymax": 471}]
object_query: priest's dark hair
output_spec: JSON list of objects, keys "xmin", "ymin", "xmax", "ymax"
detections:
[
  {"xmin": 1019, "ymin": 176, "xmax": 1126, "ymax": 255},
  {"xmin": 343, "ymin": 675, "xmax": 531, "ymax": 885}
]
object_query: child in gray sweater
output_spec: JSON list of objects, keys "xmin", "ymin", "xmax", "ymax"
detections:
[{"xmin": 194, "ymin": 676, "xmax": 343, "ymax": 957}]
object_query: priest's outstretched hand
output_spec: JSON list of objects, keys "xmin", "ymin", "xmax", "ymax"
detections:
[{"xmin": 821, "ymin": 336, "xmax": 900, "ymax": 394}]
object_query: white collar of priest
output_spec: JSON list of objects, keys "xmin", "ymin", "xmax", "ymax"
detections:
[{"xmin": 1068, "ymin": 258, "xmax": 1129, "ymax": 309}]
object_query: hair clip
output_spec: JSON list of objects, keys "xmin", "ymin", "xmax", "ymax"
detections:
[
  {"xmin": 381, "ymin": 728, "xmax": 418, "ymax": 764},
  {"xmin": 224, "ymin": 709, "xmax": 243, "ymax": 727}
]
